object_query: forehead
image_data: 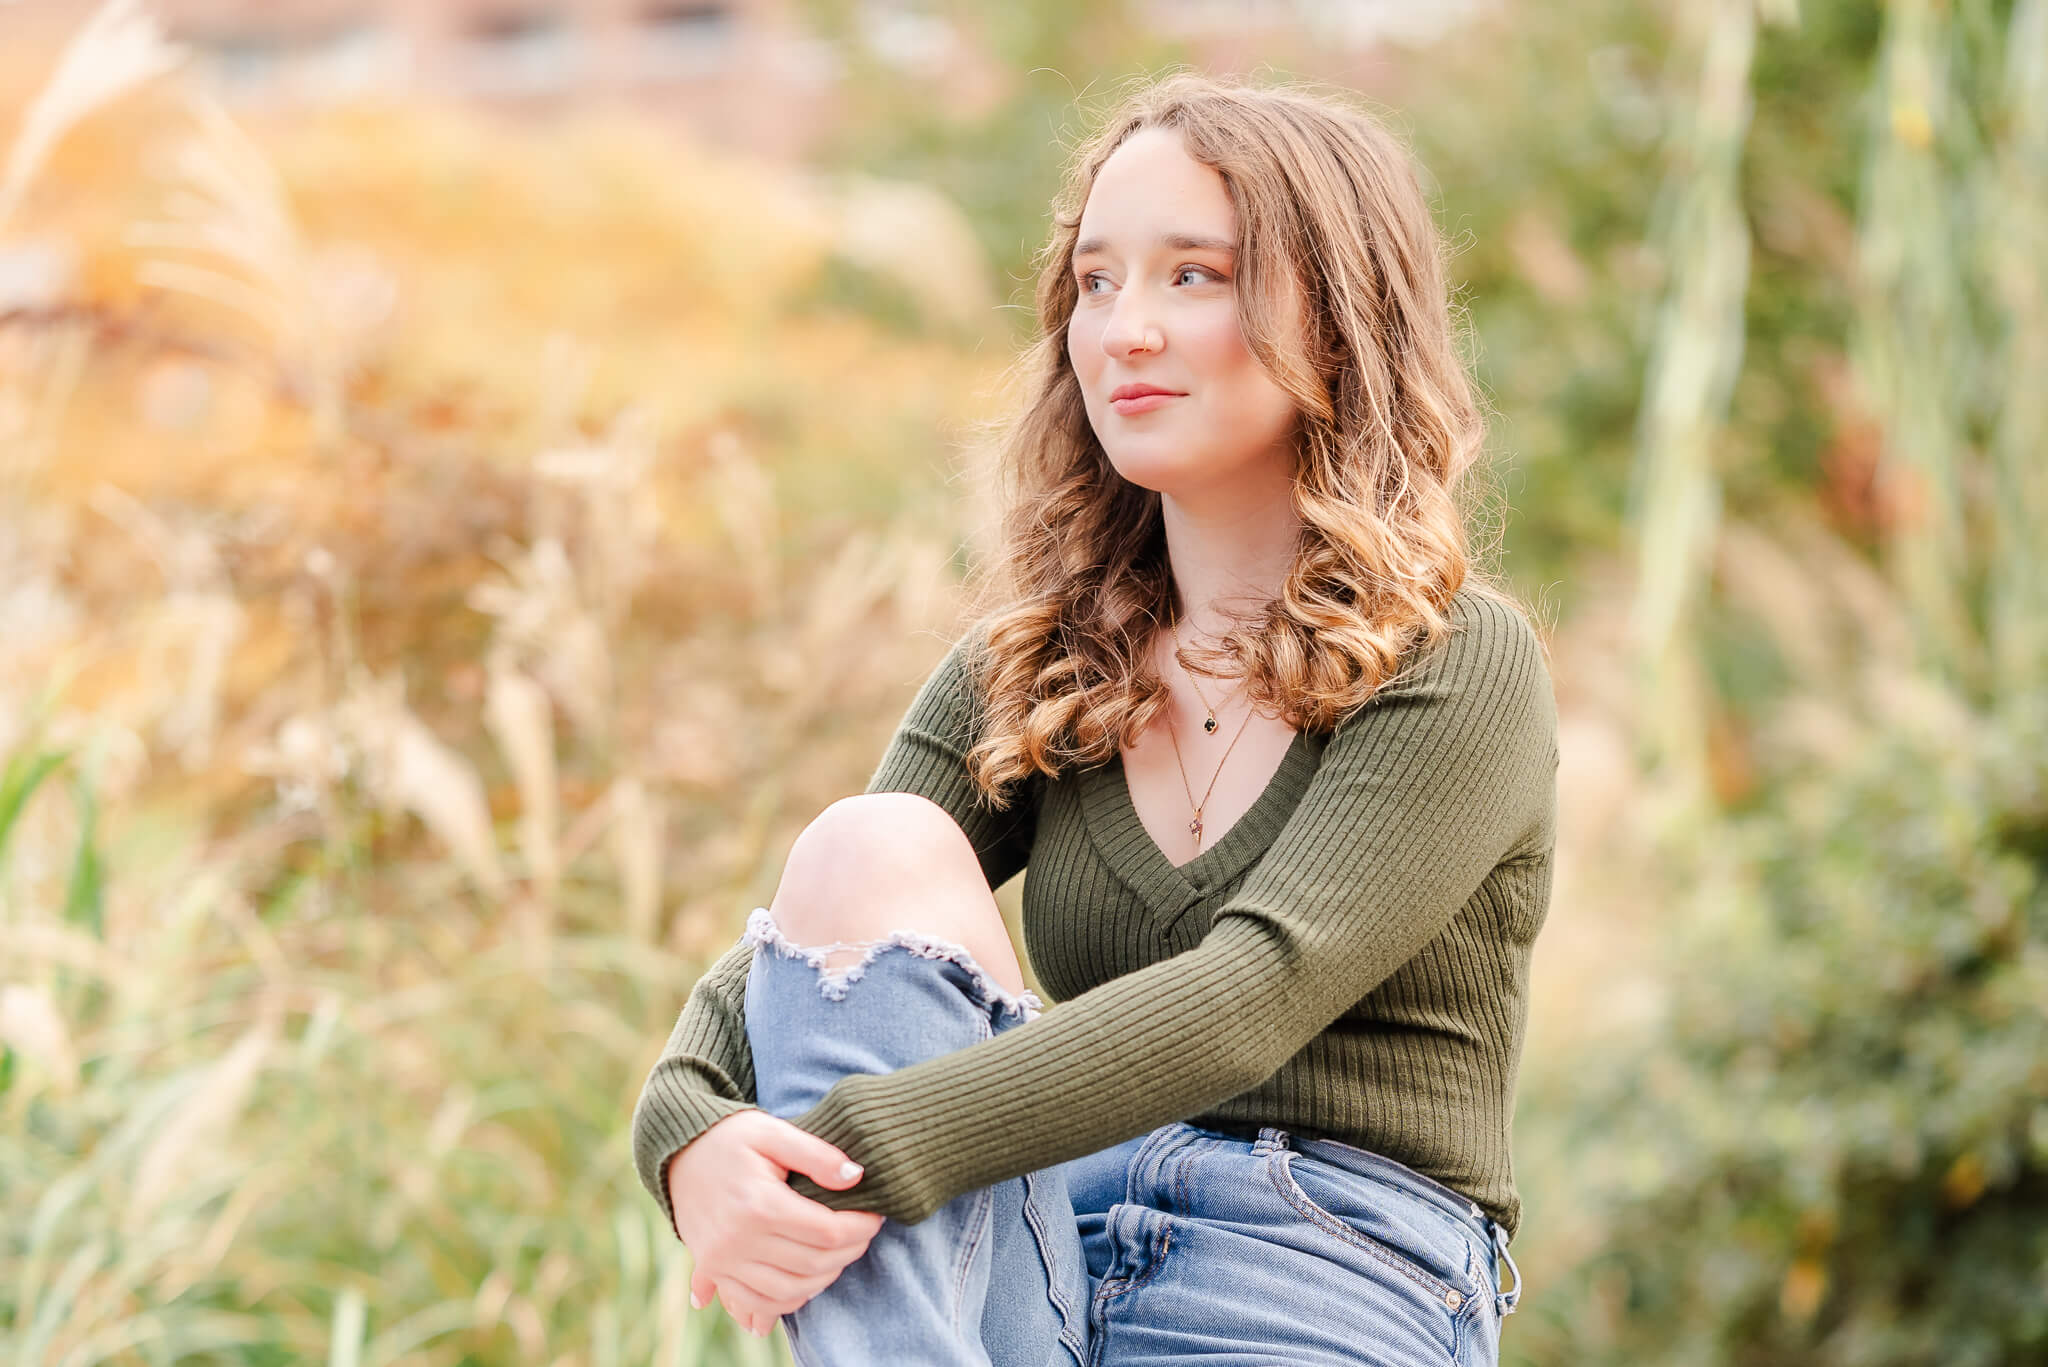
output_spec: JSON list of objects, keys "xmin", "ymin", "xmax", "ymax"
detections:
[{"xmin": 1073, "ymin": 127, "xmax": 1236, "ymax": 250}]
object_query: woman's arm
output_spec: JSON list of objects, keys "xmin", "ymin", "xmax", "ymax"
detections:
[
  {"xmin": 779, "ymin": 592, "xmax": 1559, "ymax": 1226},
  {"xmin": 630, "ymin": 626, "xmax": 1039, "ymax": 1238},
  {"xmin": 631, "ymin": 936, "xmax": 761, "ymax": 1239}
]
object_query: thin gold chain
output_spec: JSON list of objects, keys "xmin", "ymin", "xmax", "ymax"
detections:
[
  {"xmin": 1163, "ymin": 604, "xmax": 1254, "ymax": 850},
  {"xmin": 1181, "ymin": 662, "xmax": 1224, "ymax": 730},
  {"xmin": 1167, "ymin": 696, "xmax": 1255, "ymax": 850},
  {"xmin": 1170, "ymin": 613, "xmax": 1244, "ymax": 733}
]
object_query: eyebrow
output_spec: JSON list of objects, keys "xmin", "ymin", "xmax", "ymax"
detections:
[{"xmin": 1072, "ymin": 232, "xmax": 1239, "ymax": 260}]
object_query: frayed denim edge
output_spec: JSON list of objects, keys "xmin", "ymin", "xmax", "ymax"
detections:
[{"xmin": 743, "ymin": 906, "xmax": 1045, "ymax": 1022}]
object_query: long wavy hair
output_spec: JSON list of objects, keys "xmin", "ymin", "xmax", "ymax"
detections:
[{"xmin": 954, "ymin": 71, "xmax": 1514, "ymax": 808}]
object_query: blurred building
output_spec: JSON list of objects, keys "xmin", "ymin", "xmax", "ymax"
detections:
[
  {"xmin": 2, "ymin": 1, "xmax": 1493, "ymax": 161},
  {"xmin": 5, "ymin": 0, "xmax": 852, "ymax": 160}
]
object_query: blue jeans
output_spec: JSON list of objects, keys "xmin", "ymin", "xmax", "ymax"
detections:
[{"xmin": 740, "ymin": 908, "xmax": 1522, "ymax": 1366}]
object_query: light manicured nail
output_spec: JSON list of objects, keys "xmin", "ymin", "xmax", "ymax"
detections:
[{"xmin": 840, "ymin": 1160, "xmax": 862, "ymax": 1180}]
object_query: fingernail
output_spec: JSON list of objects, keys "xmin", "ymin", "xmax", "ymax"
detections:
[
  {"xmin": 689, "ymin": 1291, "xmax": 704, "ymax": 1310},
  {"xmin": 840, "ymin": 1160, "xmax": 862, "ymax": 1180}
]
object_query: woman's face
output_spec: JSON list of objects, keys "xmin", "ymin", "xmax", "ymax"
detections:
[{"xmin": 1066, "ymin": 127, "xmax": 1301, "ymax": 502}]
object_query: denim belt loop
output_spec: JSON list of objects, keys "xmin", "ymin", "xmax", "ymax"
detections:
[{"xmin": 1490, "ymin": 1219, "xmax": 1522, "ymax": 1316}]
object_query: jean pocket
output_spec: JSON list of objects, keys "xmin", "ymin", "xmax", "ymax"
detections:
[
  {"xmin": 1268, "ymin": 1149, "xmax": 1479, "ymax": 1307},
  {"xmin": 1017, "ymin": 1167, "xmax": 1090, "ymax": 1367}
]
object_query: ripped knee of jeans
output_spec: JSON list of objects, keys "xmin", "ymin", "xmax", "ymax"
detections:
[{"xmin": 742, "ymin": 907, "xmax": 1044, "ymax": 1021}]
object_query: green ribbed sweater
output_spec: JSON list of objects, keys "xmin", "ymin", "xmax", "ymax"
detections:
[{"xmin": 631, "ymin": 587, "xmax": 1558, "ymax": 1241}]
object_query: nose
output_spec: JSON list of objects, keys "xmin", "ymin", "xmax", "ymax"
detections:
[{"xmin": 1099, "ymin": 292, "xmax": 1163, "ymax": 358}]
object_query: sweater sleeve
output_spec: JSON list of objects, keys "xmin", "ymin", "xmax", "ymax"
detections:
[
  {"xmin": 630, "ymin": 936, "xmax": 760, "ymax": 1239},
  {"xmin": 629, "ymin": 627, "xmax": 1037, "ymax": 1238},
  {"xmin": 780, "ymin": 593, "xmax": 1558, "ymax": 1225}
]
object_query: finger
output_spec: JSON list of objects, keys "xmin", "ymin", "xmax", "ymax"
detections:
[
  {"xmin": 733, "ymin": 1268, "xmax": 834, "ymax": 1325},
  {"xmin": 776, "ymin": 1251, "xmax": 858, "ymax": 1310},
  {"xmin": 696, "ymin": 1238, "xmax": 840, "ymax": 1287},
  {"xmin": 755, "ymin": 1185, "xmax": 888, "ymax": 1250},
  {"xmin": 747, "ymin": 1237, "xmax": 848, "ymax": 1281},
  {"xmin": 717, "ymin": 1274, "xmax": 782, "ymax": 1338},
  {"xmin": 753, "ymin": 1118, "xmax": 864, "ymax": 1190},
  {"xmin": 789, "ymin": 1225, "xmax": 879, "ymax": 1279},
  {"xmin": 716, "ymin": 1274, "xmax": 762, "ymax": 1325},
  {"xmin": 757, "ymin": 1242, "xmax": 871, "ymax": 1298},
  {"xmin": 729, "ymin": 1258, "xmax": 813, "ymax": 1304},
  {"xmin": 687, "ymin": 1202, "xmax": 872, "ymax": 1297},
  {"xmin": 701, "ymin": 1237, "xmax": 865, "ymax": 1319},
  {"xmin": 784, "ymin": 1217, "xmax": 883, "ymax": 1275}
]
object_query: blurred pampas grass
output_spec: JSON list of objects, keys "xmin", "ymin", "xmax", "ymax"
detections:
[
  {"xmin": 0, "ymin": 0, "xmax": 185, "ymax": 237},
  {"xmin": 1, "ymin": 3, "xmax": 1003, "ymax": 1362}
]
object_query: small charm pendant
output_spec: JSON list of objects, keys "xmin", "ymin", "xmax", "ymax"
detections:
[
  {"xmin": 1203, "ymin": 715, "xmax": 1218, "ymax": 734},
  {"xmin": 1188, "ymin": 814, "xmax": 1203, "ymax": 839}
]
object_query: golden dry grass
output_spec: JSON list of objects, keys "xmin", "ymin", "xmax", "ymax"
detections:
[{"xmin": 1, "ymin": 9, "xmax": 1019, "ymax": 1364}]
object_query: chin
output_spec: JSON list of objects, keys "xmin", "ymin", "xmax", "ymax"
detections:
[
  {"xmin": 1100, "ymin": 448, "xmax": 1190, "ymax": 494},
  {"xmin": 1110, "ymin": 436, "xmax": 1258, "ymax": 490}
]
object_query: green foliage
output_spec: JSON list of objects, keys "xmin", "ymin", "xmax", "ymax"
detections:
[
  {"xmin": 788, "ymin": 252, "xmax": 940, "ymax": 340},
  {"xmin": 1507, "ymin": 6, "xmax": 2048, "ymax": 1353},
  {"xmin": 63, "ymin": 768, "xmax": 103, "ymax": 938},
  {"xmin": 793, "ymin": 0, "xmax": 1196, "ymax": 328},
  {"xmin": 1408, "ymin": 0, "xmax": 1678, "ymax": 595},
  {"xmin": 0, "ymin": 743, "xmax": 67, "ymax": 871},
  {"xmin": 0, "ymin": 873, "xmax": 784, "ymax": 1365},
  {"xmin": 1536, "ymin": 690, "xmax": 2048, "ymax": 1367}
]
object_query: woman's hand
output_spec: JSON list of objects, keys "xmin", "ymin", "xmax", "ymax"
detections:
[{"xmin": 667, "ymin": 1109, "xmax": 886, "ymax": 1338}]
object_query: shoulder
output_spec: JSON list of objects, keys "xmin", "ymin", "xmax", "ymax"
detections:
[
  {"xmin": 927, "ymin": 621, "xmax": 996, "ymax": 702},
  {"xmin": 1336, "ymin": 585, "xmax": 1554, "ymax": 735},
  {"xmin": 1438, "ymin": 585, "xmax": 1550, "ymax": 681}
]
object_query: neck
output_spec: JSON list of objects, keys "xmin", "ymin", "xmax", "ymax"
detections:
[{"xmin": 1160, "ymin": 465, "xmax": 1301, "ymax": 639}]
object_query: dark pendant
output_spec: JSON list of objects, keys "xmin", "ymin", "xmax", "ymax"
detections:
[
  {"xmin": 1203, "ymin": 715, "xmax": 1218, "ymax": 734},
  {"xmin": 1188, "ymin": 815, "xmax": 1203, "ymax": 838}
]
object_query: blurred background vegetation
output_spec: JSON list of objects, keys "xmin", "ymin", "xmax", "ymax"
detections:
[{"xmin": 0, "ymin": 0, "xmax": 2041, "ymax": 1363}]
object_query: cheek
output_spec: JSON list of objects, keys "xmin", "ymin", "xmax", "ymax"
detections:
[
  {"xmin": 1210, "ymin": 317, "xmax": 1260, "ymax": 374},
  {"xmin": 1174, "ymin": 306, "xmax": 1250, "ymax": 377},
  {"xmin": 1194, "ymin": 322, "xmax": 1277, "ymax": 405},
  {"xmin": 1193, "ymin": 324, "xmax": 1296, "ymax": 445},
  {"xmin": 1065, "ymin": 318, "xmax": 1099, "ymax": 377}
]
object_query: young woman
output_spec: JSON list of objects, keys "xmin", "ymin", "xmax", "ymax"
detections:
[{"xmin": 632, "ymin": 71, "xmax": 1556, "ymax": 1367}]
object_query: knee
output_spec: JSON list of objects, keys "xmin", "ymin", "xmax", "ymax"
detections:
[
  {"xmin": 768, "ymin": 793, "xmax": 1027, "ymax": 998},
  {"xmin": 791, "ymin": 791, "xmax": 980, "ymax": 877},
  {"xmin": 774, "ymin": 793, "xmax": 988, "ymax": 927}
]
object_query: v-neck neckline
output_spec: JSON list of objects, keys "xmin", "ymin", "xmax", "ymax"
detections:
[{"xmin": 1078, "ymin": 726, "xmax": 1325, "ymax": 922}]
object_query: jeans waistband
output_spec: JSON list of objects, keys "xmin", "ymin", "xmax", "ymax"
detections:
[{"xmin": 1256, "ymin": 1126, "xmax": 1522, "ymax": 1316}]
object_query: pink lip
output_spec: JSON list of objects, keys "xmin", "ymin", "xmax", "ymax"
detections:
[{"xmin": 1111, "ymin": 392, "xmax": 1181, "ymax": 414}]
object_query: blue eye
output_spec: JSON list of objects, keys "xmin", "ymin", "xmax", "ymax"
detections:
[{"xmin": 1077, "ymin": 266, "xmax": 1222, "ymax": 292}]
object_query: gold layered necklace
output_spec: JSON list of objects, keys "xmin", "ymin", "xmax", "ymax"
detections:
[{"xmin": 1166, "ymin": 614, "xmax": 1254, "ymax": 849}]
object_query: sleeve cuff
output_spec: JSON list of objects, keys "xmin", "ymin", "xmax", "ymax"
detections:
[
  {"xmin": 781, "ymin": 1075, "xmax": 943, "ymax": 1226},
  {"xmin": 631, "ymin": 1065, "xmax": 758, "ymax": 1241}
]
